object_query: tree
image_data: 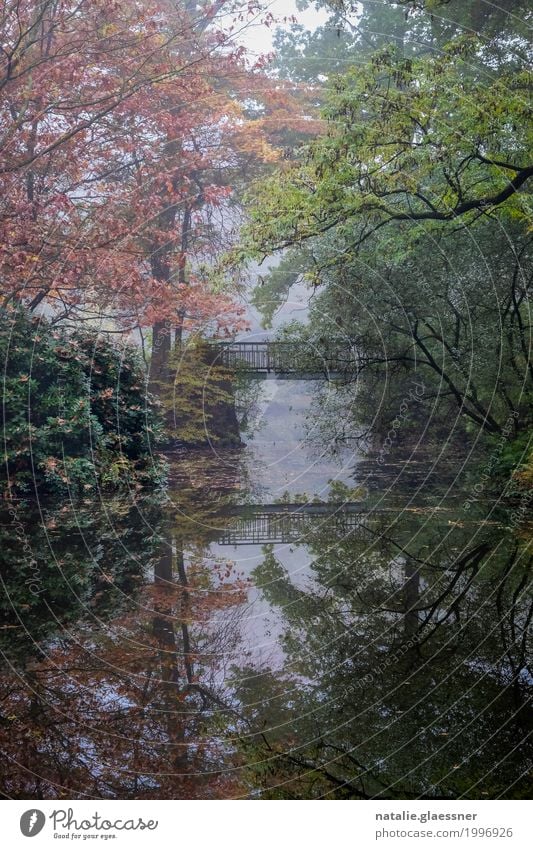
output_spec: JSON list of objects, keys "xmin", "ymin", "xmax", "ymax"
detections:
[
  {"xmin": 242, "ymin": 38, "xmax": 531, "ymax": 257},
  {"xmin": 0, "ymin": 1, "xmax": 281, "ymax": 392},
  {"xmin": 268, "ymin": 216, "xmax": 532, "ymax": 445},
  {"xmin": 240, "ymin": 8, "xmax": 532, "ymax": 446},
  {"xmin": 321, "ymin": 0, "xmax": 531, "ymax": 46}
]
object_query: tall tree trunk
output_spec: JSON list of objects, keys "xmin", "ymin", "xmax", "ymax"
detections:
[
  {"xmin": 153, "ymin": 530, "xmax": 189, "ymax": 772},
  {"xmin": 149, "ymin": 319, "xmax": 173, "ymax": 393},
  {"xmin": 175, "ymin": 204, "xmax": 191, "ymax": 347}
]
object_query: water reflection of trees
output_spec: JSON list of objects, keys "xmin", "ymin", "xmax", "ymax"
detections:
[
  {"xmin": 0, "ymin": 470, "xmax": 250, "ymax": 798},
  {"xmin": 0, "ymin": 496, "xmax": 161, "ymax": 662},
  {"xmin": 3, "ymin": 449, "xmax": 531, "ymax": 800},
  {"xmin": 232, "ymin": 507, "xmax": 533, "ymax": 799}
]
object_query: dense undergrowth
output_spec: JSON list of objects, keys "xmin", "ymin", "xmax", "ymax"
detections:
[{"xmin": 1, "ymin": 309, "xmax": 166, "ymax": 496}]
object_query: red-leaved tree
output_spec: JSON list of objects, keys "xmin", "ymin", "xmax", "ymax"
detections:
[{"xmin": 0, "ymin": 0, "xmax": 287, "ymax": 384}]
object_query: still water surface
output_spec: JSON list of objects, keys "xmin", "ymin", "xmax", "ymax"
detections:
[{"xmin": 0, "ymin": 293, "xmax": 531, "ymax": 799}]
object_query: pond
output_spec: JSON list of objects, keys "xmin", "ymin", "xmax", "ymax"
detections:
[
  {"xmin": 0, "ymin": 370, "xmax": 532, "ymax": 798},
  {"xmin": 0, "ymin": 292, "xmax": 531, "ymax": 800}
]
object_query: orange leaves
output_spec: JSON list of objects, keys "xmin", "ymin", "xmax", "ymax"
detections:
[{"xmin": 0, "ymin": 0, "xmax": 299, "ymax": 338}]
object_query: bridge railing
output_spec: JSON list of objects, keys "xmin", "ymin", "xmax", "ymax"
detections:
[
  {"xmin": 216, "ymin": 512, "xmax": 365, "ymax": 545},
  {"xmin": 211, "ymin": 341, "xmax": 358, "ymax": 376},
  {"xmin": 212, "ymin": 501, "xmax": 369, "ymax": 545}
]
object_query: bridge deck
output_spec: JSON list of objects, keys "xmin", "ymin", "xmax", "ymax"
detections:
[{"xmin": 222, "ymin": 501, "xmax": 366, "ymax": 516}]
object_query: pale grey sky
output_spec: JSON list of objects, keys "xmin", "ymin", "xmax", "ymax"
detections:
[{"xmin": 227, "ymin": 1, "xmax": 329, "ymax": 58}]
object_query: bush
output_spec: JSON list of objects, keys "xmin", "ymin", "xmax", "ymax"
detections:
[
  {"xmin": 0, "ymin": 309, "xmax": 165, "ymax": 495},
  {"xmin": 488, "ymin": 430, "xmax": 533, "ymax": 492}
]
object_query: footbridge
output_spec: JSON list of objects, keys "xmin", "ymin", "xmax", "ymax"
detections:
[
  {"xmin": 211, "ymin": 341, "xmax": 357, "ymax": 378},
  {"xmin": 213, "ymin": 501, "xmax": 368, "ymax": 545}
]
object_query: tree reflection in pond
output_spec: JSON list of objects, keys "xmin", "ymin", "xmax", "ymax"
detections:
[
  {"xmin": 232, "ymin": 502, "xmax": 533, "ymax": 799},
  {"xmin": 1, "ymin": 453, "xmax": 531, "ymax": 799},
  {"xmin": 0, "ymin": 477, "xmax": 250, "ymax": 799}
]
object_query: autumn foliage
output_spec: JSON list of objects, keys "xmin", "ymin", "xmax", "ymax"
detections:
[{"xmin": 0, "ymin": 0, "xmax": 284, "ymax": 343}]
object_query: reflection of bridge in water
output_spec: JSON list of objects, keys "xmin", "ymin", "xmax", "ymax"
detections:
[
  {"xmin": 211, "ymin": 341, "xmax": 356, "ymax": 378},
  {"xmin": 215, "ymin": 502, "xmax": 367, "ymax": 545}
]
